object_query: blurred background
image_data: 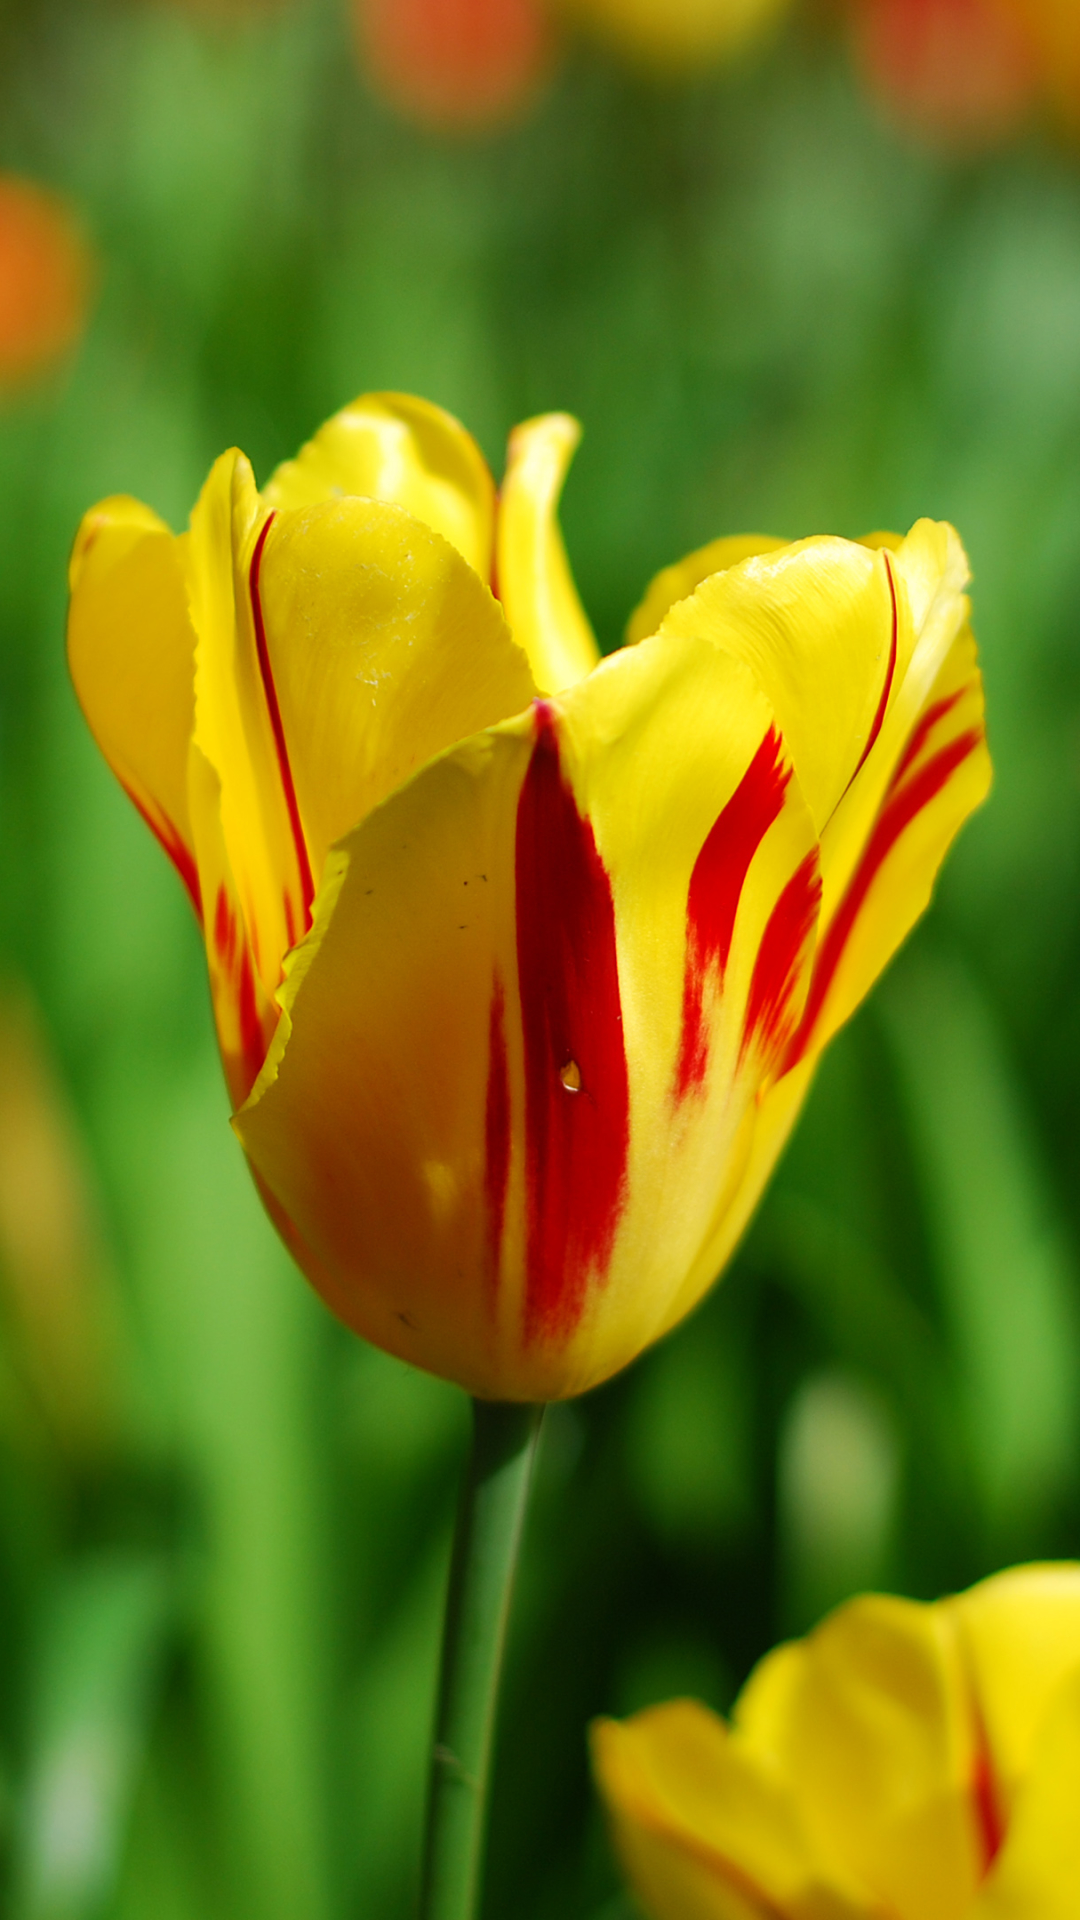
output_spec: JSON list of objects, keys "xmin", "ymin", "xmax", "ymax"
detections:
[{"xmin": 1, "ymin": 0, "xmax": 1080, "ymax": 1915}]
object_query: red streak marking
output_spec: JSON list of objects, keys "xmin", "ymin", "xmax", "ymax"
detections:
[
  {"xmin": 785, "ymin": 724, "xmax": 983, "ymax": 1069},
  {"xmin": 676, "ymin": 730, "xmax": 790, "ymax": 1098},
  {"xmin": 484, "ymin": 977, "xmax": 511, "ymax": 1297},
  {"xmin": 249, "ymin": 515, "xmax": 315, "ymax": 938},
  {"xmin": 851, "ymin": 550, "xmax": 899, "ymax": 781},
  {"xmin": 972, "ymin": 1732, "xmax": 1005, "ymax": 1876},
  {"xmin": 124, "ymin": 783, "xmax": 202, "ymax": 921},
  {"xmin": 892, "ymin": 688, "xmax": 965, "ymax": 787},
  {"xmin": 213, "ymin": 884, "xmax": 234, "ymax": 965},
  {"xmin": 741, "ymin": 853, "xmax": 821, "ymax": 1065},
  {"xmin": 235, "ymin": 946, "xmax": 269, "ymax": 1103},
  {"xmin": 515, "ymin": 702, "xmax": 630, "ymax": 1344}
]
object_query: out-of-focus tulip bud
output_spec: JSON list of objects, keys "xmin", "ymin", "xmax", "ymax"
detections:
[
  {"xmin": 594, "ymin": 1564, "xmax": 1080, "ymax": 1919},
  {"xmin": 0, "ymin": 175, "xmax": 91, "ymax": 390},
  {"xmin": 560, "ymin": 0, "xmax": 793, "ymax": 73},
  {"xmin": 1004, "ymin": 0, "xmax": 1080, "ymax": 130},
  {"xmin": 0, "ymin": 987, "xmax": 121, "ymax": 1456},
  {"xmin": 355, "ymin": 0, "xmax": 553, "ymax": 131},
  {"xmin": 68, "ymin": 394, "xmax": 988, "ymax": 1402},
  {"xmin": 851, "ymin": 0, "xmax": 1039, "ymax": 147}
]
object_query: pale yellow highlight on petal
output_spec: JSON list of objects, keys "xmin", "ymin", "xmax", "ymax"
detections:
[
  {"xmin": 67, "ymin": 495, "xmax": 197, "ymax": 879},
  {"xmin": 951, "ymin": 1563, "xmax": 1080, "ymax": 1811},
  {"xmin": 626, "ymin": 534, "xmax": 788, "ymax": 647},
  {"xmin": 658, "ymin": 538, "xmax": 899, "ymax": 834},
  {"xmin": 186, "ymin": 449, "xmax": 307, "ymax": 998},
  {"xmin": 256, "ymin": 497, "xmax": 536, "ymax": 886},
  {"xmin": 496, "ymin": 412, "xmax": 601, "ymax": 694},
  {"xmin": 262, "ymin": 390, "xmax": 495, "ymax": 582}
]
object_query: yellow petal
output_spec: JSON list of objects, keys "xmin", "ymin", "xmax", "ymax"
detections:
[
  {"xmin": 784, "ymin": 622, "xmax": 990, "ymax": 1073},
  {"xmin": 261, "ymin": 390, "xmax": 495, "ymax": 582},
  {"xmin": 496, "ymin": 413, "xmax": 601, "ymax": 694},
  {"xmin": 972, "ymin": 1664, "xmax": 1080, "ymax": 1920},
  {"xmin": 591, "ymin": 1703, "xmax": 868, "ymax": 1920},
  {"xmin": 626, "ymin": 535, "xmax": 788, "ymax": 647},
  {"xmin": 951, "ymin": 1563, "xmax": 1080, "ymax": 1814},
  {"xmin": 253, "ymin": 497, "xmax": 536, "ymax": 885},
  {"xmin": 235, "ymin": 629, "xmax": 818, "ymax": 1399},
  {"xmin": 657, "ymin": 538, "xmax": 903, "ymax": 834},
  {"xmin": 67, "ymin": 496, "xmax": 200, "ymax": 913},
  {"xmin": 186, "ymin": 448, "xmax": 314, "ymax": 1005},
  {"xmin": 187, "ymin": 743, "xmax": 278, "ymax": 1109},
  {"xmin": 747, "ymin": 1595, "xmax": 982, "ymax": 1920}
]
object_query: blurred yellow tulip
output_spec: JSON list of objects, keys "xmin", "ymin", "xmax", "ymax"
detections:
[
  {"xmin": 0, "ymin": 174, "xmax": 91, "ymax": 388},
  {"xmin": 560, "ymin": 0, "xmax": 794, "ymax": 72},
  {"xmin": 594, "ymin": 1563, "xmax": 1080, "ymax": 1919},
  {"xmin": 68, "ymin": 393, "xmax": 988, "ymax": 1400}
]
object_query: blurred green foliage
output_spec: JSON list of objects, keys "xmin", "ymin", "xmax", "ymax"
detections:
[{"xmin": 0, "ymin": 2, "xmax": 1079, "ymax": 1916}]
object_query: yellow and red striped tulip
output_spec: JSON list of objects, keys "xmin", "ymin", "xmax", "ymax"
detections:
[
  {"xmin": 67, "ymin": 392, "xmax": 989, "ymax": 1401},
  {"xmin": 593, "ymin": 1562, "xmax": 1080, "ymax": 1919}
]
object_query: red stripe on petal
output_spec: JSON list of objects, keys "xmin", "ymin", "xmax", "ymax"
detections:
[
  {"xmin": 123, "ymin": 783, "xmax": 202, "ymax": 921},
  {"xmin": 676, "ymin": 729, "xmax": 790, "ymax": 1099},
  {"xmin": 484, "ymin": 975, "xmax": 511, "ymax": 1299},
  {"xmin": 851, "ymin": 550, "xmax": 899, "ymax": 782},
  {"xmin": 891, "ymin": 687, "xmax": 965, "ymax": 788},
  {"xmin": 515, "ymin": 702, "xmax": 630, "ymax": 1345},
  {"xmin": 249, "ymin": 515, "xmax": 316, "ymax": 940},
  {"xmin": 741, "ymin": 853, "xmax": 821, "ymax": 1066},
  {"xmin": 972, "ymin": 1729, "xmax": 1005, "ymax": 1876},
  {"xmin": 786, "ymin": 724, "xmax": 983, "ymax": 1069}
]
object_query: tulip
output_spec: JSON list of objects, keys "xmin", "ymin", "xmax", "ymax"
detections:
[
  {"xmin": 355, "ymin": 0, "xmax": 552, "ymax": 132},
  {"xmin": 561, "ymin": 0, "xmax": 794, "ymax": 72},
  {"xmin": 850, "ymin": 0, "xmax": 1039, "ymax": 147},
  {"xmin": 0, "ymin": 174, "xmax": 91, "ymax": 388},
  {"xmin": 593, "ymin": 1562, "xmax": 1080, "ymax": 1919},
  {"xmin": 68, "ymin": 392, "xmax": 989, "ymax": 1401}
]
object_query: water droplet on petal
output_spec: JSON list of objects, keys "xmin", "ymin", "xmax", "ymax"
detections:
[{"xmin": 560, "ymin": 1059, "xmax": 581, "ymax": 1093}]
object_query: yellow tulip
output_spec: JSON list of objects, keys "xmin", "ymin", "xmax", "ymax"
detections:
[
  {"xmin": 67, "ymin": 392, "xmax": 989, "ymax": 1400},
  {"xmin": 559, "ymin": 0, "xmax": 794, "ymax": 72},
  {"xmin": 593, "ymin": 1563, "xmax": 1080, "ymax": 1919}
]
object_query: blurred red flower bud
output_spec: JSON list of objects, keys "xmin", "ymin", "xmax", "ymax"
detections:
[
  {"xmin": 0, "ymin": 175, "xmax": 92, "ymax": 388},
  {"xmin": 355, "ymin": 0, "xmax": 553, "ymax": 132},
  {"xmin": 851, "ymin": 0, "xmax": 1039, "ymax": 147}
]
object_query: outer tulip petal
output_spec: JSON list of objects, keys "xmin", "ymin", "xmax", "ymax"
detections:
[
  {"xmin": 749, "ymin": 1596, "xmax": 983, "ymax": 1920},
  {"xmin": 67, "ymin": 497, "xmax": 200, "ymax": 914},
  {"xmin": 658, "ymin": 539, "xmax": 905, "ymax": 834},
  {"xmin": 186, "ymin": 449, "xmax": 314, "ymax": 1012},
  {"xmin": 951, "ymin": 1564, "xmax": 1080, "ymax": 1814},
  {"xmin": 187, "ymin": 745, "xmax": 278, "ymax": 1109},
  {"xmin": 235, "ymin": 630, "xmax": 818, "ymax": 1399},
  {"xmin": 496, "ymin": 413, "xmax": 601, "ymax": 694},
  {"xmin": 972, "ymin": 1667, "xmax": 1080, "ymax": 1920},
  {"xmin": 254, "ymin": 497, "xmax": 536, "ymax": 883},
  {"xmin": 261, "ymin": 390, "xmax": 495, "ymax": 582},
  {"xmin": 784, "ymin": 622, "xmax": 990, "ymax": 1072},
  {"xmin": 626, "ymin": 534, "xmax": 788, "ymax": 647},
  {"xmin": 592, "ymin": 1703, "xmax": 868, "ymax": 1920}
]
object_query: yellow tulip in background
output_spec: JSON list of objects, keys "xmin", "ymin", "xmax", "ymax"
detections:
[
  {"xmin": 559, "ymin": 0, "xmax": 793, "ymax": 70},
  {"xmin": 594, "ymin": 1563, "xmax": 1080, "ymax": 1919},
  {"xmin": 67, "ymin": 392, "xmax": 989, "ymax": 1402}
]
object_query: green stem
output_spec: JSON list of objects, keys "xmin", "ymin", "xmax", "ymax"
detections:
[{"xmin": 419, "ymin": 1398, "xmax": 545, "ymax": 1920}]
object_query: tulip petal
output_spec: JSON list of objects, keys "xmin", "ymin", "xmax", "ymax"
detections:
[
  {"xmin": 972, "ymin": 1666, "xmax": 1080, "ymax": 1920},
  {"xmin": 626, "ymin": 534, "xmax": 788, "ymax": 647},
  {"xmin": 496, "ymin": 413, "xmax": 601, "ymax": 694},
  {"xmin": 951, "ymin": 1564, "xmax": 1080, "ymax": 1815},
  {"xmin": 253, "ymin": 496, "xmax": 537, "ymax": 884},
  {"xmin": 262, "ymin": 390, "xmax": 495, "ymax": 582},
  {"xmin": 235, "ymin": 630, "xmax": 817, "ymax": 1399},
  {"xmin": 658, "ymin": 537, "xmax": 906, "ymax": 833},
  {"xmin": 741, "ymin": 1595, "xmax": 983, "ymax": 1920},
  {"xmin": 591, "ymin": 1703, "xmax": 868, "ymax": 1920},
  {"xmin": 67, "ymin": 497, "xmax": 200, "ymax": 914},
  {"xmin": 187, "ymin": 745, "xmax": 278, "ymax": 1108},
  {"xmin": 186, "ymin": 449, "xmax": 315, "ymax": 1007}
]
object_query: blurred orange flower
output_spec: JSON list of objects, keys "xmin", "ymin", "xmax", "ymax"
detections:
[
  {"xmin": 851, "ymin": 0, "xmax": 1039, "ymax": 146},
  {"xmin": 0, "ymin": 174, "xmax": 91, "ymax": 388},
  {"xmin": 355, "ymin": 0, "xmax": 553, "ymax": 131}
]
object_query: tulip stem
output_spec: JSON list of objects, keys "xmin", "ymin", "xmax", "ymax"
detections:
[{"xmin": 419, "ymin": 1398, "xmax": 545, "ymax": 1920}]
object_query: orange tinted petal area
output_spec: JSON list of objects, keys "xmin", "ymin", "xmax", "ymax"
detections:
[
  {"xmin": 356, "ymin": 0, "xmax": 553, "ymax": 131},
  {"xmin": 853, "ymin": 0, "xmax": 1039, "ymax": 147},
  {"xmin": 0, "ymin": 175, "xmax": 91, "ymax": 386}
]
